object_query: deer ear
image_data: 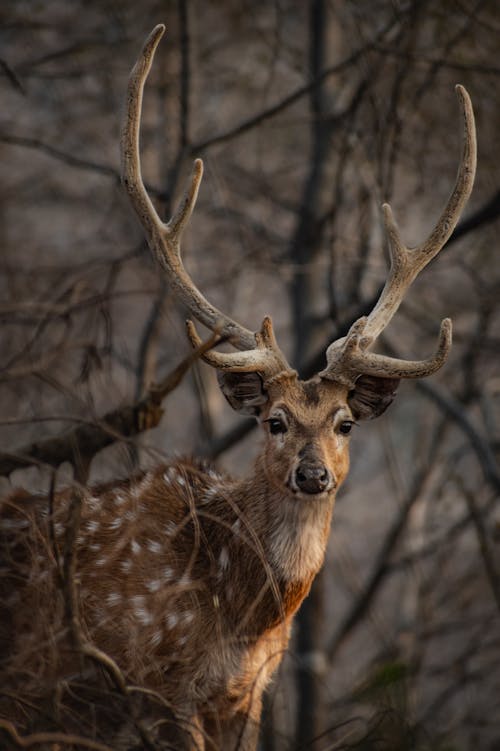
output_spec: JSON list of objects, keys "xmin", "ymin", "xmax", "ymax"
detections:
[
  {"xmin": 217, "ymin": 371, "xmax": 269, "ymax": 416},
  {"xmin": 348, "ymin": 375, "xmax": 400, "ymax": 420}
]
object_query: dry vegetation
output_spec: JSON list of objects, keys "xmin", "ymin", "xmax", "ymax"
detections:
[{"xmin": 1, "ymin": 1, "xmax": 499, "ymax": 749}]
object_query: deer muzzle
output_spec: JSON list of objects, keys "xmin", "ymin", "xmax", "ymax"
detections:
[{"xmin": 293, "ymin": 461, "xmax": 335, "ymax": 495}]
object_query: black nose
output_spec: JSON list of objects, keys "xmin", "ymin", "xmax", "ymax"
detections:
[{"xmin": 294, "ymin": 463, "xmax": 332, "ymax": 495}]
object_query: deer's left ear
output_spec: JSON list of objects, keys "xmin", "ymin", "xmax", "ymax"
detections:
[
  {"xmin": 217, "ymin": 371, "xmax": 269, "ymax": 416},
  {"xmin": 348, "ymin": 375, "xmax": 400, "ymax": 420}
]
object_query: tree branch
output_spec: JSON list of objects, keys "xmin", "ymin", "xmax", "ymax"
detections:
[{"xmin": 0, "ymin": 332, "xmax": 221, "ymax": 477}]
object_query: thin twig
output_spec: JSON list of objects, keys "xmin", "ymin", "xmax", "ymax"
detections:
[
  {"xmin": 0, "ymin": 330, "xmax": 222, "ymax": 476},
  {"xmin": 417, "ymin": 380, "xmax": 500, "ymax": 493},
  {"xmin": 459, "ymin": 481, "xmax": 500, "ymax": 615},
  {"xmin": 0, "ymin": 134, "xmax": 165, "ymax": 198},
  {"xmin": 190, "ymin": 16, "xmax": 398, "ymax": 153},
  {"xmin": 0, "ymin": 719, "xmax": 113, "ymax": 751},
  {"xmin": 326, "ymin": 420, "xmax": 447, "ymax": 663}
]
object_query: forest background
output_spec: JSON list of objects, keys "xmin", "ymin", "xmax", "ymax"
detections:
[{"xmin": 1, "ymin": 1, "xmax": 499, "ymax": 749}]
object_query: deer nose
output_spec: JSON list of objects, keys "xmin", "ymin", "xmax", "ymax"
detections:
[{"xmin": 294, "ymin": 462, "xmax": 333, "ymax": 495}]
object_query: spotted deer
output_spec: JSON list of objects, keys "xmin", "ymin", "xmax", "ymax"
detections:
[{"xmin": 0, "ymin": 24, "xmax": 476, "ymax": 751}]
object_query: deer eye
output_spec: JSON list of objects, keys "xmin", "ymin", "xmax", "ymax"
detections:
[
  {"xmin": 338, "ymin": 420, "xmax": 355, "ymax": 436},
  {"xmin": 266, "ymin": 417, "xmax": 288, "ymax": 435}
]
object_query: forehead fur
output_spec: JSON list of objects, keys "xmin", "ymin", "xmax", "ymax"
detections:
[
  {"xmin": 267, "ymin": 375, "xmax": 349, "ymax": 419},
  {"xmin": 301, "ymin": 378, "xmax": 329, "ymax": 406}
]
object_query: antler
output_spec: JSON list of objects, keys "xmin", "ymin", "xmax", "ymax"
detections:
[
  {"xmin": 121, "ymin": 25, "xmax": 295, "ymax": 382},
  {"xmin": 186, "ymin": 316, "xmax": 294, "ymax": 384},
  {"xmin": 123, "ymin": 28, "xmax": 476, "ymax": 390},
  {"xmin": 321, "ymin": 85, "xmax": 476, "ymax": 388}
]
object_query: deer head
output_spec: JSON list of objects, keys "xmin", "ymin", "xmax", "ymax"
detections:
[{"xmin": 121, "ymin": 25, "xmax": 476, "ymax": 506}]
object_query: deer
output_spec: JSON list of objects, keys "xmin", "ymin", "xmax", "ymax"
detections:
[{"xmin": 0, "ymin": 24, "xmax": 476, "ymax": 751}]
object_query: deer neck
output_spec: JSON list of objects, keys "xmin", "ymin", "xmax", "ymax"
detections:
[{"xmin": 235, "ymin": 461, "xmax": 335, "ymax": 586}]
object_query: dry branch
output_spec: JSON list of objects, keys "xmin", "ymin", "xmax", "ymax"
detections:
[
  {"xmin": 0, "ymin": 332, "xmax": 221, "ymax": 477},
  {"xmin": 0, "ymin": 720, "xmax": 113, "ymax": 751}
]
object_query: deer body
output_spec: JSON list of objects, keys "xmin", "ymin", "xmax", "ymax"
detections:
[
  {"xmin": 0, "ymin": 23, "xmax": 477, "ymax": 751},
  {"xmin": 3, "ymin": 381, "xmax": 349, "ymax": 748}
]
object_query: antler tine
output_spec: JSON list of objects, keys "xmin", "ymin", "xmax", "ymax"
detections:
[
  {"xmin": 322, "ymin": 317, "xmax": 452, "ymax": 388},
  {"xmin": 186, "ymin": 317, "xmax": 295, "ymax": 384},
  {"xmin": 362, "ymin": 84, "xmax": 476, "ymax": 345},
  {"xmin": 121, "ymin": 24, "xmax": 255, "ymax": 351},
  {"xmin": 321, "ymin": 85, "xmax": 476, "ymax": 388}
]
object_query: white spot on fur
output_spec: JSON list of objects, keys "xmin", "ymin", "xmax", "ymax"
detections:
[
  {"xmin": 146, "ymin": 539, "xmax": 162, "ymax": 554},
  {"xmin": 164, "ymin": 467, "xmax": 178, "ymax": 484},
  {"xmin": 165, "ymin": 612, "xmax": 179, "ymax": 630},
  {"xmin": 54, "ymin": 522, "xmax": 64, "ymax": 536},
  {"xmin": 146, "ymin": 579, "xmax": 161, "ymax": 593},
  {"xmin": 86, "ymin": 519, "xmax": 100, "ymax": 533},
  {"xmin": 120, "ymin": 558, "xmax": 132, "ymax": 573},
  {"xmin": 131, "ymin": 484, "xmax": 142, "ymax": 500},
  {"xmin": 114, "ymin": 493, "xmax": 127, "ymax": 507},
  {"xmin": 107, "ymin": 592, "xmax": 122, "ymax": 606},
  {"xmin": 95, "ymin": 557, "xmax": 107, "ymax": 567},
  {"xmin": 150, "ymin": 629, "xmax": 163, "ymax": 648},
  {"xmin": 178, "ymin": 573, "xmax": 191, "ymax": 587},
  {"xmin": 135, "ymin": 607, "xmax": 153, "ymax": 625},
  {"xmin": 201, "ymin": 487, "xmax": 217, "ymax": 504},
  {"xmin": 89, "ymin": 543, "xmax": 101, "ymax": 552},
  {"xmin": 87, "ymin": 495, "xmax": 102, "ymax": 511},
  {"xmin": 125, "ymin": 510, "xmax": 136, "ymax": 522},
  {"xmin": 162, "ymin": 566, "xmax": 174, "ymax": 581},
  {"xmin": 109, "ymin": 517, "xmax": 122, "ymax": 530},
  {"xmin": 217, "ymin": 547, "xmax": 230, "ymax": 579},
  {"xmin": 131, "ymin": 539, "xmax": 141, "ymax": 555},
  {"xmin": 181, "ymin": 610, "xmax": 195, "ymax": 625},
  {"xmin": 163, "ymin": 521, "xmax": 177, "ymax": 536}
]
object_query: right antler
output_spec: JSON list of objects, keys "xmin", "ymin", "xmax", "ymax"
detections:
[
  {"xmin": 320, "ymin": 84, "xmax": 476, "ymax": 388},
  {"xmin": 121, "ymin": 24, "xmax": 295, "ymax": 384}
]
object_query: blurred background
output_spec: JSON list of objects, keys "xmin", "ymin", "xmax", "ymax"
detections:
[{"xmin": 1, "ymin": 1, "xmax": 499, "ymax": 748}]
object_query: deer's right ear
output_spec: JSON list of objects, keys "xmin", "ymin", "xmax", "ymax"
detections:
[
  {"xmin": 348, "ymin": 375, "xmax": 400, "ymax": 420},
  {"xmin": 217, "ymin": 371, "xmax": 269, "ymax": 416}
]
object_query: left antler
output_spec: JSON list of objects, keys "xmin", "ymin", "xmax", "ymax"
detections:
[
  {"xmin": 321, "ymin": 85, "xmax": 476, "ymax": 388},
  {"xmin": 121, "ymin": 24, "xmax": 295, "ymax": 384},
  {"xmin": 121, "ymin": 24, "xmax": 256, "ymax": 350}
]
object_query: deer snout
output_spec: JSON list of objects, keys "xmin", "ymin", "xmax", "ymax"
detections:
[{"xmin": 294, "ymin": 461, "xmax": 335, "ymax": 495}]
